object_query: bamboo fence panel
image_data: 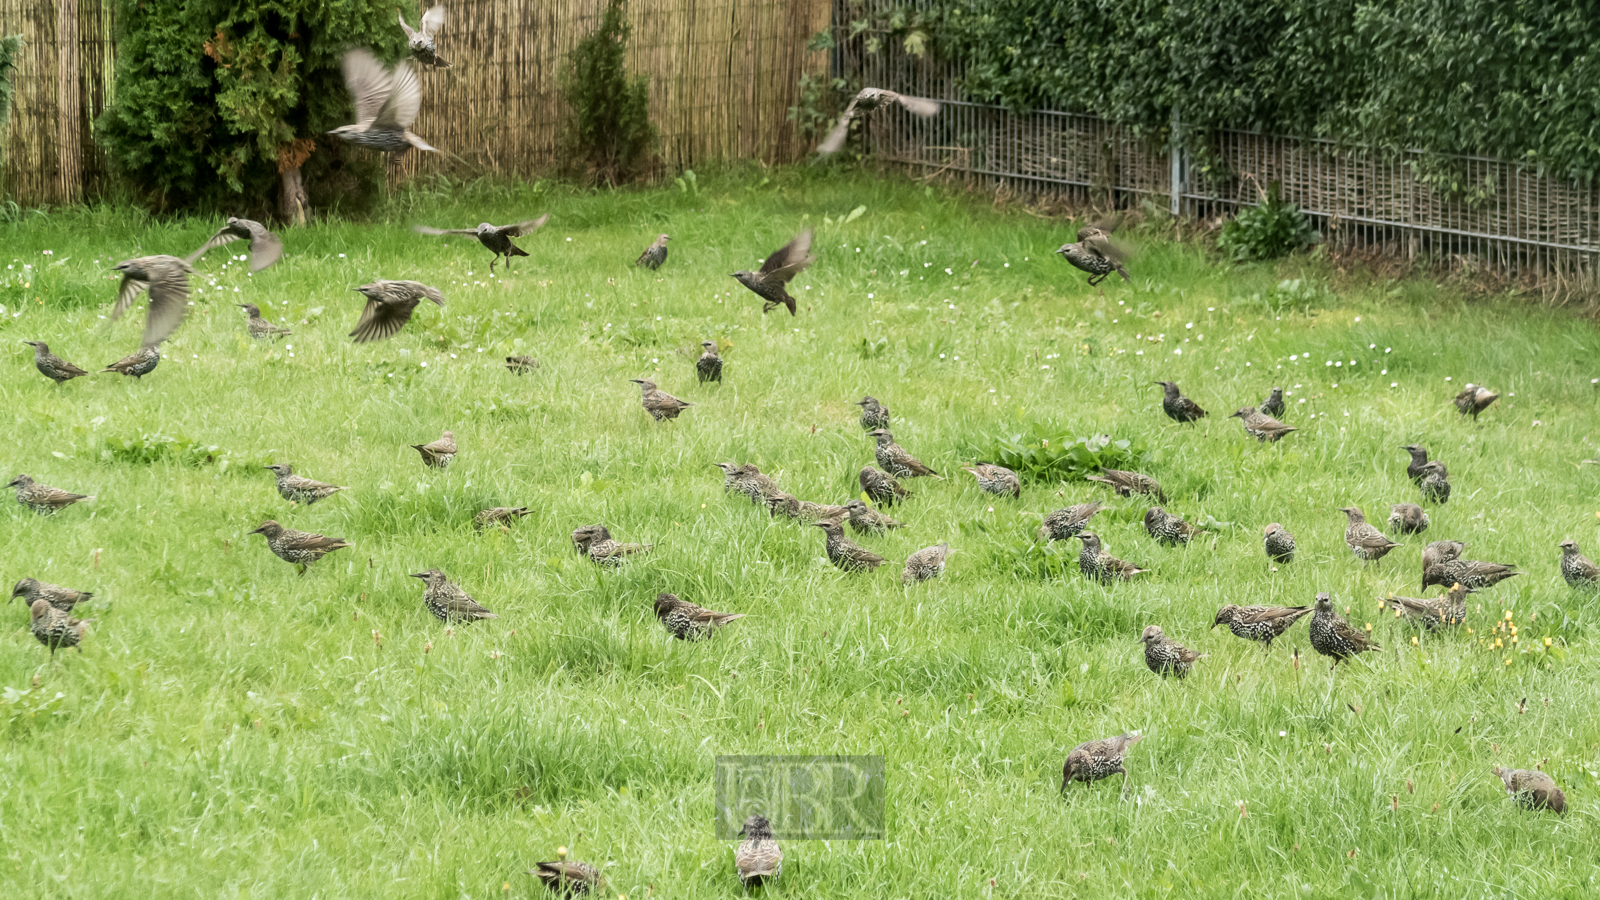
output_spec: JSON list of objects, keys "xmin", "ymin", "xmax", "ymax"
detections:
[{"xmin": 0, "ymin": 0, "xmax": 113, "ymax": 204}]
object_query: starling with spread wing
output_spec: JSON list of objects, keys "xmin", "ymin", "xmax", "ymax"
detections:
[
  {"xmin": 349, "ymin": 280, "xmax": 445, "ymax": 342},
  {"xmin": 1057, "ymin": 221, "xmax": 1129, "ymax": 286},
  {"xmin": 399, "ymin": 4, "xmax": 450, "ymax": 68},
  {"xmin": 817, "ymin": 87, "xmax": 940, "ymax": 155},
  {"xmin": 186, "ymin": 217, "xmax": 282, "ymax": 272},
  {"xmin": 414, "ymin": 215, "xmax": 549, "ymax": 272},
  {"xmin": 732, "ymin": 230, "xmax": 814, "ymax": 315},
  {"xmin": 328, "ymin": 49, "xmax": 436, "ymax": 154},
  {"xmin": 110, "ymin": 255, "xmax": 192, "ymax": 348}
]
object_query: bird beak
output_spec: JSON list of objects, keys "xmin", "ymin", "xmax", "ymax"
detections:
[
  {"xmin": 247, "ymin": 526, "xmax": 264, "ymax": 535},
  {"xmin": 409, "ymin": 572, "xmax": 426, "ymax": 579}
]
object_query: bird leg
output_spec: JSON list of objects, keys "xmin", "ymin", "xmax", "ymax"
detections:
[
  {"xmin": 489, "ymin": 256, "xmax": 498, "ymax": 274},
  {"xmin": 1119, "ymin": 766, "xmax": 1131, "ymax": 799}
]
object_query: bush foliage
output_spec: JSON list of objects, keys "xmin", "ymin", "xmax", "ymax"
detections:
[
  {"xmin": 984, "ymin": 429, "xmax": 1144, "ymax": 484},
  {"xmin": 558, "ymin": 0, "xmax": 657, "ymax": 185},
  {"xmin": 1216, "ymin": 182, "xmax": 1319, "ymax": 262}
]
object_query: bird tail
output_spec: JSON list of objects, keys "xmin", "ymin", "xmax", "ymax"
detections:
[
  {"xmin": 405, "ymin": 132, "xmax": 438, "ymax": 153},
  {"xmin": 508, "ymin": 246, "xmax": 530, "ymax": 258},
  {"xmin": 1116, "ymin": 264, "xmax": 1130, "ymax": 282},
  {"xmin": 895, "ymin": 95, "xmax": 941, "ymax": 117},
  {"xmin": 714, "ymin": 613, "xmax": 747, "ymax": 625}
]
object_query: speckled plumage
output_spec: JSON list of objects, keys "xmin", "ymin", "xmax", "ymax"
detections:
[
  {"xmin": 1309, "ymin": 592, "xmax": 1379, "ymax": 667},
  {"xmin": 813, "ymin": 519, "xmax": 885, "ymax": 572},
  {"xmin": 868, "ymin": 429, "xmax": 938, "ymax": 478},
  {"xmin": 1558, "ymin": 539, "xmax": 1599, "ymax": 590},
  {"xmin": 1263, "ymin": 522, "xmax": 1296, "ymax": 563},
  {"xmin": 1228, "ymin": 406, "xmax": 1296, "ymax": 442},
  {"xmin": 475, "ymin": 506, "xmax": 530, "ymax": 530},
  {"xmin": 248, "ymin": 520, "xmax": 351, "ymax": 570},
  {"xmin": 1140, "ymin": 625, "xmax": 1205, "ymax": 678},
  {"xmin": 572, "ymin": 524, "xmax": 651, "ymax": 567},
  {"xmin": 843, "ymin": 498, "xmax": 901, "ymax": 535},
  {"xmin": 859, "ymin": 466, "xmax": 912, "ymax": 506},
  {"xmin": 1056, "ymin": 225, "xmax": 1129, "ymax": 287},
  {"xmin": 1143, "ymin": 507, "xmax": 1198, "ymax": 546},
  {"xmin": 1453, "ymin": 384, "xmax": 1498, "ymax": 420},
  {"xmin": 411, "ymin": 568, "xmax": 497, "ymax": 622},
  {"xmin": 630, "ymin": 378, "xmax": 693, "ymax": 421},
  {"xmin": 414, "ymin": 215, "xmax": 548, "ymax": 271},
  {"xmin": 1076, "ymin": 532, "xmax": 1149, "ymax": 583},
  {"xmin": 1211, "ymin": 603, "xmax": 1311, "ymax": 649},
  {"xmin": 1401, "ymin": 444, "xmax": 1430, "ymax": 483},
  {"xmin": 1061, "ymin": 732, "xmax": 1143, "ymax": 792},
  {"xmin": 1040, "ymin": 501, "xmax": 1104, "ymax": 543},
  {"xmin": 1417, "ymin": 461, "xmax": 1451, "ymax": 504},
  {"xmin": 961, "ymin": 463, "xmax": 1019, "ymax": 497},
  {"xmin": 264, "ymin": 464, "xmax": 345, "ymax": 505},
  {"xmin": 855, "ymin": 396, "xmax": 890, "ymax": 430},
  {"xmin": 1339, "ymin": 507, "xmax": 1402, "ymax": 562},
  {"xmin": 635, "ymin": 233, "xmax": 670, "ymax": 270},
  {"xmin": 1382, "ymin": 583, "xmax": 1467, "ymax": 631},
  {"xmin": 411, "ymin": 430, "xmax": 457, "ymax": 468},
  {"xmin": 902, "ymin": 543, "xmax": 951, "ymax": 584},
  {"xmin": 398, "ymin": 4, "xmax": 450, "ymax": 68},
  {"xmin": 735, "ymin": 814, "xmax": 783, "ymax": 887},
  {"xmin": 732, "ymin": 230, "xmax": 814, "ymax": 316},
  {"xmin": 8, "ymin": 474, "xmax": 92, "ymax": 515},
  {"xmin": 21, "ymin": 341, "xmax": 89, "ymax": 383},
  {"xmin": 505, "ymin": 355, "xmax": 540, "ymax": 374},
  {"xmin": 238, "ymin": 304, "xmax": 291, "ymax": 339},
  {"xmin": 328, "ymin": 49, "xmax": 436, "ymax": 154},
  {"xmin": 1423, "ymin": 554, "xmax": 1519, "ymax": 593},
  {"xmin": 1388, "ymin": 503, "xmax": 1429, "ymax": 535},
  {"xmin": 1492, "ymin": 766, "xmax": 1566, "ymax": 814},
  {"xmin": 349, "ymin": 280, "xmax": 445, "ymax": 342},
  {"xmin": 729, "ymin": 464, "xmax": 783, "ymax": 505},
  {"xmin": 696, "ymin": 340, "xmax": 723, "ymax": 383},
  {"xmin": 11, "ymin": 577, "xmax": 93, "ymax": 612},
  {"xmin": 1086, "ymin": 468, "xmax": 1165, "ymax": 502},
  {"xmin": 1155, "ymin": 380, "xmax": 1207, "ymax": 423},
  {"xmin": 100, "ymin": 346, "xmax": 160, "ymax": 379},
  {"xmin": 765, "ymin": 492, "xmax": 847, "ymax": 522},
  {"xmin": 654, "ymin": 592, "xmax": 744, "ymax": 640},
  {"xmin": 29, "ymin": 599, "xmax": 91, "ymax": 655},
  {"xmin": 528, "ymin": 860, "xmax": 605, "ymax": 896}
]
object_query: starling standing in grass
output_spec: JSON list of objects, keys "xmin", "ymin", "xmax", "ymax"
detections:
[
  {"xmin": 187, "ymin": 218, "xmax": 283, "ymax": 272},
  {"xmin": 869, "ymin": 429, "xmax": 939, "ymax": 478},
  {"xmin": 1422, "ymin": 539, "xmax": 1465, "ymax": 571},
  {"xmin": 1228, "ymin": 406, "xmax": 1297, "ymax": 442},
  {"xmin": 475, "ymin": 506, "xmax": 530, "ymax": 531},
  {"xmin": 770, "ymin": 493, "xmax": 849, "ymax": 522},
  {"xmin": 1558, "ymin": 539, "xmax": 1599, "ymax": 590},
  {"xmin": 1056, "ymin": 223, "xmax": 1129, "ymax": 287},
  {"xmin": 732, "ymin": 464, "xmax": 784, "ymax": 505},
  {"xmin": 734, "ymin": 814, "xmax": 783, "ymax": 888},
  {"xmin": 1155, "ymin": 381, "xmax": 1207, "ymax": 423},
  {"xmin": 630, "ymin": 378, "xmax": 693, "ymax": 421},
  {"xmin": 8, "ymin": 474, "xmax": 92, "ymax": 515},
  {"xmin": 1211, "ymin": 603, "xmax": 1312, "ymax": 650},
  {"xmin": 411, "ymin": 568, "xmax": 497, "ymax": 622},
  {"xmin": 712, "ymin": 462, "xmax": 748, "ymax": 497},
  {"xmin": 1263, "ymin": 522, "xmax": 1296, "ymax": 563},
  {"xmin": 1339, "ymin": 506, "xmax": 1402, "ymax": 563},
  {"xmin": 1086, "ymin": 468, "xmax": 1166, "ymax": 503},
  {"xmin": 961, "ymin": 462, "xmax": 1019, "ymax": 498},
  {"xmin": 264, "ymin": 464, "xmax": 345, "ymax": 505},
  {"xmin": 813, "ymin": 519, "xmax": 886, "ymax": 572},
  {"xmin": 1454, "ymin": 384, "xmax": 1499, "ymax": 421},
  {"xmin": 1309, "ymin": 592, "xmax": 1379, "ymax": 668},
  {"xmin": 1423, "ymin": 548, "xmax": 1519, "ymax": 593},
  {"xmin": 902, "ymin": 543, "xmax": 951, "ymax": 584},
  {"xmin": 1260, "ymin": 387, "xmax": 1286, "ymax": 418},
  {"xmin": 696, "ymin": 341, "xmax": 723, "ymax": 383},
  {"xmin": 248, "ymin": 520, "xmax": 351, "ymax": 572},
  {"xmin": 731, "ymin": 230, "xmax": 814, "ymax": 316},
  {"xmin": 635, "ymin": 233, "xmax": 670, "ymax": 270},
  {"xmin": 1140, "ymin": 625, "xmax": 1206, "ymax": 678},
  {"xmin": 29, "ymin": 599, "xmax": 91, "ymax": 656},
  {"xmin": 505, "ymin": 355, "xmax": 539, "ymax": 374},
  {"xmin": 11, "ymin": 578, "xmax": 93, "ymax": 612},
  {"xmin": 816, "ymin": 87, "xmax": 940, "ymax": 154},
  {"xmin": 414, "ymin": 215, "xmax": 550, "ymax": 272},
  {"xmin": 110, "ymin": 255, "xmax": 193, "ymax": 348},
  {"xmin": 1076, "ymin": 532, "xmax": 1149, "ymax": 583},
  {"xmin": 238, "ymin": 304, "xmax": 291, "ymax": 339},
  {"xmin": 1401, "ymin": 444, "xmax": 1431, "ymax": 483},
  {"xmin": 21, "ymin": 341, "xmax": 88, "ymax": 384},
  {"xmin": 855, "ymin": 396, "xmax": 890, "ymax": 430},
  {"xmin": 1061, "ymin": 732, "xmax": 1144, "ymax": 794},
  {"xmin": 1388, "ymin": 503, "xmax": 1429, "ymax": 535},
  {"xmin": 348, "ymin": 280, "xmax": 445, "ymax": 342},
  {"xmin": 100, "ymin": 346, "xmax": 161, "ymax": 379},
  {"xmin": 572, "ymin": 524, "xmax": 652, "ymax": 567},
  {"xmin": 1040, "ymin": 501, "xmax": 1104, "ymax": 543},
  {"xmin": 859, "ymin": 466, "xmax": 912, "ymax": 506},
  {"xmin": 411, "ymin": 430, "xmax": 457, "ymax": 469},
  {"xmin": 1144, "ymin": 507, "xmax": 1199, "ymax": 546},
  {"xmin": 328, "ymin": 49, "xmax": 436, "ymax": 154},
  {"xmin": 843, "ymin": 498, "xmax": 901, "ymax": 535},
  {"xmin": 398, "ymin": 4, "xmax": 450, "ymax": 68},
  {"xmin": 654, "ymin": 592, "xmax": 745, "ymax": 640},
  {"xmin": 1418, "ymin": 461, "xmax": 1451, "ymax": 504},
  {"xmin": 1492, "ymin": 766, "xmax": 1567, "ymax": 814},
  {"xmin": 1382, "ymin": 583, "xmax": 1467, "ymax": 631},
  {"xmin": 528, "ymin": 860, "xmax": 605, "ymax": 896}
]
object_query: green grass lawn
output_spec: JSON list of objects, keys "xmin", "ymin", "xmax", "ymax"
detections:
[{"xmin": 2, "ymin": 167, "xmax": 1598, "ymax": 898}]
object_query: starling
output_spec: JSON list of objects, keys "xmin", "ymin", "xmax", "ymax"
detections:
[
  {"xmin": 843, "ymin": 498, "xmax": 901, "ymax": 535},
  {"xmin": 1085, "ymin": 468, "xmax": 1166, "ymax": 503},
  {"xmin": 1061, "ymin": 732, "xmax": 1144, "ymax": 793},
  {"xmin": 812, "ymin": 519, "xmax": 886, "ymax": 572},
  {"xmin": 1263, "ymin": 522, "xmax": 1296, "ymax": 563},
  {"xmin": 1388, "ymin": 503, "xmax": 1429, "ymax": 536},
  {"xmin": 1453, "ymin": 384, "xmax": 1499, "ymax": 421},
  {"xmin": 29, "ymin": 599, "xmax": 91, "ymax": 656},
  {"xmin": 248, "ymin": 520, "xmax": 351, "ymax": 571},
  {"xmin": 411, "ymin": 568, "xmax": 498, "ymax": 622},
  {"xmin": 572, "ymin": 524, "xmax": 651, "ymax": 567},
  {"xmin": 734, "ymin": 814, "xmax": 783, "ymax": 887},
  {"xmin": 1492, "ymin": 766, "xmax": 1567, "ymax": 814},
  {"xmin": 475, "ymin": 506, "xmax": 530, "ymax": 531},
  {"xmin": 1056, "ymin": 222, "xmax": 1129, "ymax": 287},
  {"xmin": 187, "ymin": 217, "xmax": 283, "ymax": 272},
  {"xmin": 349, "ymin": 280, "xmax": 445, "ymax": 342},
  {"xmin": 411, "ymin": 430, "xmax": 457, "ymax": 469},
  {"xmin": 1140, "ymin": 624, "xmax": 1206, "ymax": 678},
  {"xmin": 21, "ymin": 340, "xmax": 89, "ymax": 384},
  {"xmin": 1418, "ymin": 461, "xmax": 1451, "ymax": 504},
  {"xmin": 1039, "ymin": 501, "xmax": 1104, "ymax": 543},
  {"xmin": 855, "ymin": 396, "xmax": 890, "ymax": 430},
  {"xmin": 109, "ymin": 255, "xmax": 193, "ymax": 348},
  {"xmin": 1423, "ymin": 550, "xmax": 1519, "ymax": 593},
  {"xmin": 1338, "ymin": 506, "xmax": 1402, "ymax": 562},
  {"xmin": 505, "ymin": 355, "xmax": 540, "ymax": 374},
  {"xmin": 1211, "ymin": 603, "xmax": 1311, "ymax": 650},
  {"xmin": 712, "ymin": 462, "xmax": 747, "ymax": 497},
  {"xmin": 730, "ymin": 464, "xmax": 784, "ymax": 505},
  {"xmin": 902, "ymin": 542, "xmax": 952, "ymax": 584},
  {"xmin": 8, "ymin": 474, "xmax": 92, "ymax": 515},
  {"xmin": 237, "ymin": 304, "xmax": 291, "ymax": 339},
  {"xmin": 859, "ymin": 466, "xmax": 912, "ymax": 506},
  {"xmin": 654, "ymin": 592, "xmax": 745, "ymax": 640},
  {"xmin": 765, "ymin": 492, "xmax": 847, "ymax": 522},
  {"xmin": 1382, "ymin": 583, "xmax": 1467, "ymax": 631},
  {"xmin": 961, "ymin": 463, "xmax": 1020, "ymax": 498},
  {"xmin": 264, "ymin": 464, "xmax": 345, "ymax": 505},
  {"xmin": 1558, "ymin": 538, "xmax": 1599, "ymax": 590},
  {"xmin": 1309, "ymin": 592, "xmax": 1379, "ymax": 667},
  {"xmin": 1260, "ymin": 387, "xmax": 1286, "ymax": 418},
  {"xmin": 328, "ymin": 49, "xmax": 436, "ymax": 154},
  {"xmin": 11, "ymin": 577, "xmax": 93, "ymax": 612},
  {"xmin": 414, "ymin": 215, "xmax": 549, "ymax": 272},
  {"xmin": 1401, "ymin": 444, "xmax": 1430, "ymax": 483},
  {"xmin": 1155, "ymin": 380, "xmax": 1207, "ymax": 423},
  {"xmin": 1143, "ymin": 506, "xmax": 1199, "ymax": 546},
  {"xmin": 630, "ymin": 378, "xmax": 693, "ymax": 421},
  {"xmin": 696, "ymin": 340, "xmax": 723, "ymax": 383},
  {"xmin": 868, "ymin": 429, "xmax": 938, "ymax": 478},
  {"xmin": 731, "ymin": 230, "xmax": 814, "ymax": 315},
  {"xmin": 528, "ymin": 860, "xmax": 605, "ymax": 896},
  {"xmin": 1228, "ymin": 406, "xmax": 1297, "ymax": 442},
  {"xmin": 635, "ymin": 233, "xmax": 670, "ymax": 270},
  {"xmin": 398, "ymin": 4, "xmax": 450, "ymax": 68},
  {"xmin": 816, "ymin": 87, "xmax": 940, "ymax": 154},
  {"xmin": 100, "ymin": 346, "xmax": 161, "ymax": 379},
  {"xmin": 1421, "ymin": 539, "xmax": 1465, "ymax": 571},
  {"xmin": 1076, "ymin": 532, "xmax": 1149, "ymax": 583}
]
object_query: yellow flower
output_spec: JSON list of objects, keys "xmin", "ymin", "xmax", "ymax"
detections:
[
  {"xmin": 1511, "ymin": 636, "xmax": 1518, "ymax": 644},
  {"xmin": 1411, "ymin": 636, "xmax": 1419, "ymax": 646},
  {"xmin": 1494, "ymin": 638, "xmax": 1502, "ymax": 648},
  {"xmin": 1505, "ymin": 658, "xmax": 1513, "ymax": 666},
  {"xmin": 1365, "ymin": 623, "xmax": 1372, "ymax": 632},
  {"xmin": 1504, "ymin": 611, "xmax": 1514, "ymax": 621},
  {"xmin": 1544, "ymin": 637, "xmax": 1553, "ymax": 647}
]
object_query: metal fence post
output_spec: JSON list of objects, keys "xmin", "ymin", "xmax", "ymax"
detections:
[{"xmin": 1170, "ymin": 109, "xmax": 1182, "ymax": 217}]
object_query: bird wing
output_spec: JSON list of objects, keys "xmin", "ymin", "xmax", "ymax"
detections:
[
  {"xmin": 413, "ymin": 225, "xmax": 480, "ymax": 236},
  {"xmin": 399, "ymin": 281, "xmax": 446, "ymax": 306},
  {"xmin": 349, "ymin": 297, "xmax": 414, "ymax": 343},
  {"xmin": 342, "ymin": 49, "xmax": 395, "ymax": 128},
  {"xmin": 398, "ymin": 10, "xmax": 418, "ymax": 39},
  {"xmin": 376, "ymin": 59, "xmax": 424, "ymax": 129},
  {"xmin": 285, "ymin": 530, "xmax": 348, "ymax": 551},
  {"xmin": 420, "ymin": 3, "xmax": 447, "ymax": 38},
  {"xmin": 758, "ymin": 229, "xmax": 815, "ymax": 284},
  {"xmin": 141, "ymin": 258, "xmax": 192, "ymax": 347},
  {"xmin": 893, "ymin": 93, "xmax": 941, "ymax": 117},
  {"xmin": 111, "ymin": 272, "xmax": 150, "ymax": 320},
  {"xmin": 184, "ymin": 227, "xmax": 242, "ymax": 265},
  {"xmin": 38, "ymin": 486, "xmax": 90, "ymax": 504},
  {"xmin": 242, "ymin": 221, "xmax": 283, "ymax": 271},
  {"xmin": 816, "ymin": 110, "xmax": 857, "ymax": 155},
  {"xmin": 500, "ymin": 214, "xmax": 549, "ymax": 237}
]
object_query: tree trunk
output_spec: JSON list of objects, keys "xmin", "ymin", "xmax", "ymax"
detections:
[{"xmin": 279, "ymin": 165, "xmax": 308, "ymax": 225}]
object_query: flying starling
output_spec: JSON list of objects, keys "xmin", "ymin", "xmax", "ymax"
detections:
[
  {"xmin": 1388, "ymin": 503, "xmax": 1429, "ymax": 536},
  {"xmin": 1260, "ymin": 387, "xmax": 1285, "ymax": 418},
  {"xmin": 813, "ymin": 519, "xmax": 886, "ymax": 572},
  {"xmin": 902, "ymin": 543, "xmax": 951, "ymax": 584},
  {"xmin": 765, "ymin": 492, "xmax": 847, "ymax": 522},
  {"xmin": 187, "ymin": 217, "xmax": 283, "ymax": 272},
  {"xmin": 1056, "ymin": 222, "xmax": 1129, "ymax": 287},
  {"xmin": 475, "ymin": 506, "xmax": 530, "ymax": 531},
  {"xmin": 816, "ymin": 87, "xmax": 940, "ymax": 154},
  {"xmin": 100, "ymin": 346, "xmax": 160, "ymax": 379},
  {"xmin": 1453, "ymin": 384, "xmax": 1499, "ymax": 421},
  {"xmin": 1558, "ymin": 538, "xmax": 1599, "ymax": 590},
  {"xmin": 1492, "ymin": 766, "xmax": 1567, "ymax": 814},
  {"xmin": 731, "ymin": 230, "xmax": 814, "ymax": 315},
  {"xmin": 398, "ymin": 4, "xmax": 450, "ymax": 68},
  {"xmin": 1263, "ymin": 522, "xmax": 1296, "ymax": 563},
  {"xmin": 8, "ymin": 474, "xmax": 92, "ymax": 515},
  {"xmin": 868, "ymin": 429, "xmax": 938, "ymax": 478},
  {"xmin": 1140, "ymin": 625, "xmax": 1206, "ymax": 678},
  {"xmin": 264, "ymin": 464, "xmax": 345, "ymax": 505},
  {"xmin": 1423, "ymin": 549, "xmax": 1519, "ymax": 593},
  {"xmin": 505, "ymin": 355, "xmax": 540, "ymax": 374},
  {"xmin": 1381, "ymin": 583, "xmax": 1467, "ymax": 631},
  {"xmin": 1401, "ymin": 444, "xmax": 1430, "ymax": 483},
  {"xmin": 1155, "ymin": 381, "xmax": 1207, "ymax": 423},
  {"xmin": 635, "ymin": 233, "xmax": 670, "ymax": 270},
  {"xmin": 1211, "ymin": 603, "xmax": 1311, "ymax": 650},
  {"xmin": 961, "ymin": 463, "xmax": 1020, "ymax": 498},
  {"xmin": 734, "ymin": 814, "xmax": 783, "ymax": 888},
  {"xmin": 1076, "ymin": 532, "xmax": 1149, "ymax": 583},
  {"xmin": 1039, "ymin": 501, "xmax": 1104, "ymax": 543},
  {"xmin": 696, "ymin": 340, "xmax": 723, "ymax": 383},
  {"xmin": 11, "ymin": 577, "xmax": 93, "ymax": 612},
  {"xmin": 1418, "ymin": 461, "xmax": 1451, "ymax": 504},
  {"xmin": 1228, "ymin": 406, "xmax": 1297, "ymax": 442},
  {"xmin": 1061, "ymin": 732, "xmax": 1144, "ymax": 794},
  {"xmin": 29, "ymin": 599, "xmax": 91, "ymax": 656},
  {"xmin": 527, "ymin": 860, "xmax": 605, "ymax": 896},
  {"xmin": 654, "ymin": 592, "xmax": 745, "ymax": 640},
  {"xmin": 1338, "ymin": 506, "xmax": 1402, "ymax": 562},
  {"xmin": 1086, "ymin": 468, "xmax": 1166, "ymax": 502},
  {"xmin": 237, "ymin": 304, "xmax": 291, "ymax": 339},
  {"xmin": 248, "ymin": 520, "xmax": 351, "ymax": 572},
  {"xmin": 1143, "ymin": 507, "xmax": 1199, "ymax": 546},
  {"xmin": 572, "ymin": 524, "xmax": 651, "ymax": 567},
  {"xmin": 414, "ymin": 215, "xmax": 549, "ymax": 272},
  {"xmin": 630, "ymin": 378, "xmax": 693, "ymax": 421},
  {"xmin": 411, "ymin": 568, "xmax": 498, "ymax": 622},
  {"xmin": 21, "ymin": 341, "xmax": 89, "ymax": 384},
  {"xmin": 328, "ymin": 49, "xmax": 436, "ymax": 154},
  {"xmin": 1309, "ymin": 592, "xmax": 1379, "ymax": 667},
  {"xmin": 411, "ymin": 430, "xmax": 457, "ymax": 469},
  {"xmin": 843, "ymin": 498, "xmax": 901, "ymax": 535},
  {"xmin": 855, "ymin": 396, "xmax": 890, "ymax": 430},
  {"xmin": 859, "ymin": 467, "xmax": 912, "ymax": 506},
  {"xmin": 110, "ymin": 255, "xmax": 192, "ymax": 348},
  {"xmin": 349, "ymin": 280, "xmax": 445, "ymax": 342}
]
